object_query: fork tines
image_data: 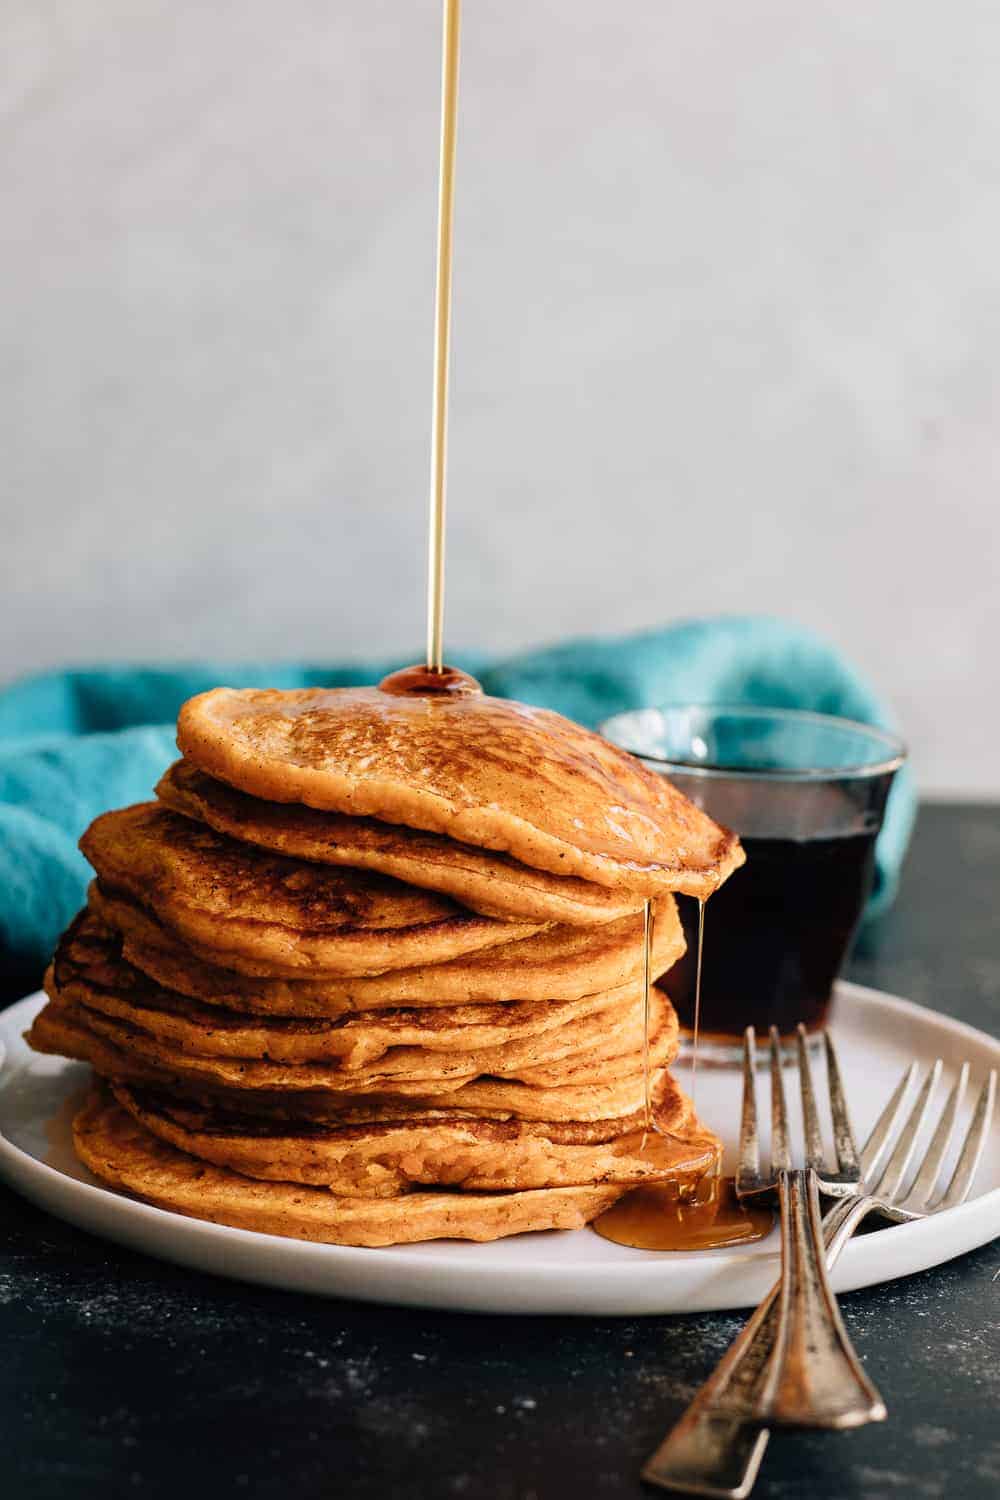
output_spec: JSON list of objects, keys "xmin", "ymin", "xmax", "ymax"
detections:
[
  {"xmin": 887, "ymin": 1063, "xmax": 998, "ymax": 1215},
  {"xmin": 740, "ymin": 1023, "xmax": 998, "ymax": 1213},
  {"xmin": 737, "ymin": 1025, "xmax": 861, "ymax": 1194}
]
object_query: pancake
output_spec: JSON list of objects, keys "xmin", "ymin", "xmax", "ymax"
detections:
[
  {"xmin": 91, "ymin": 884, "xmax": 686, "ymax": 1011},
  {"xmin": 55, "ymin": 912, "xmax": 636, "ymax": 1067},
  {"xmin": 157, "ymin": 760, "xmax": 639, "ymax": 927},
  {"xmin": 111, "ymin": 1075, "xmax": 719, "ymax": 1196},
  {"xmin": 244, "ymin": 1094, "xmax": 657, "ymax": 1137},
  {"xmin": 74, "ymin": 1087, "xmax": 629, "ymax": 1246},
  {"xmin": 374, "ymin": 1055, "xmax": 681, "ymax": 1123},
  {"xmin": 81, "ymin": 805, "xmax": 541, "ymax": 978},
  {"xmin": 176, "ymin": 681, "xmax": 744, "ymax": 896},
  {"xmin": 44, "ymin": 980, "xmax": 671, "ymax": 1093},
  {"xmin": 29, "ymin": 989, "xmax": 679, "ymax": 1120},
  {"xmin": 29, "ymin": 999, "xmax": 166, "ymax": 1090},
  {"xmin": 49, "ymin": 938, "xmax": 649, "ymax": 1084},
  {"xmin": 29, "ymin": 998, "xmax": 656, "ymax": 1143}
]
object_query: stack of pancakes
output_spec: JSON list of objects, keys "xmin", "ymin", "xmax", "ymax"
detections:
[{"xmin": 28, "ymin": 672, "xmax": 743, "ymax": 1246}]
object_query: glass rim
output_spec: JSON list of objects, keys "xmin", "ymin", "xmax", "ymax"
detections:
[{"xmin": 600, "ymin": 703, "xmax": 908, "ymax": 783}]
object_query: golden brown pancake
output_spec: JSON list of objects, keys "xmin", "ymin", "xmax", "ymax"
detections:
[
  {"xmin": 252, "ymin": 1095, "xmax": 657, "ymax": 1138},
  {"xmin": 48, "ymin": 929, "xmax": 650, "ymax": 1086},
  {"xmin": 29, "ymin": 987, "xmax": 679, "ymax": 1121},
  {"xmin": 29, "ymin": 997, "xmax": 657, "ymax": 1142},
  {"xmin": 74, "ymin": 1087, "xmax": 630, "ymax": 1246},
  {"xmin": 373, "ymin": 1058, "xmax": 681, "ymax": 1123},
  {"xmin": 111, "ymin": 1076, "xmax": 718, "ymax": 1197},
  {"xmin": 29, "ymin": 999, "xmax": 166, "ymax": 1090},
  {"xmin": 176, "ymin": 682, "xmax": 743, "ymax": 895},
  {"xmin": 54, "ymin": 912, "xmax": 638, "ymax": 1067},
  {"xmin": 43, "ymin": 979, "xmax": 670, "ymax": 1094},
  {"xmin": 81, "ymin": 805, "xmax": 541, "ymax": 978},
  {"xmin": 90, "ymin": 883, "xmax": 685, "ymax": 1011},
  {"xmin": 157, "ymin": 760, "xmax": 639, "ymax": 927}
]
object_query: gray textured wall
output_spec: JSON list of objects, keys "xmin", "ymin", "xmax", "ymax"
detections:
[{"xmin": 3, "ymin": 2, "xmax": 998, "ymax": 793}]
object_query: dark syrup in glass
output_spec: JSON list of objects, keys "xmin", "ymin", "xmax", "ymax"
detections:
[{"xmin": 663, "ymin": 829, "xmax": 878, "ymax": 1039}]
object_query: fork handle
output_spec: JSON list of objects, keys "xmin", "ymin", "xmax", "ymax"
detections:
[
  {"xmin": 759, "ymin": 1169, "xmax": 885, "ymax": 1428},
  {"xmin": 643, "ymin": 1191, "xmax": 879, "ymax": 1496},
  {"xmin": 641, "ymin": 1292, "xmax": 778, "ymax": 1497}
]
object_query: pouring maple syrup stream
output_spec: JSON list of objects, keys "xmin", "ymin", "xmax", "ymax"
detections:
[
  {"xmin": 386, "ymin": 0, "xmax": 470, "ymax": 708},
  {"xmin": 383, "ymin": 0, "xmax": 467, "ymax": 704},
  {"xmin": 396, "ymin": 4, "xmax": 769, "ymax": 1250},
  {"xmin": 426, "ymin": 0, "xmax": 460, "ymax": 678}
]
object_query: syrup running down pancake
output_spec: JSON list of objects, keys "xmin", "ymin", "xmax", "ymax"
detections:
[{"xmin": 27, "ymin": 0, "xmax": 741, "ymax": 1248}]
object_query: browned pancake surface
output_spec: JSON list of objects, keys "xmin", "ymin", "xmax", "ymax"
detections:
[
  {"xmin": 177, "ymin": 684, "xmax": 743, "ymax": 895},
  {"xmin": 29, "ymin": 986, "xmax": 679, "ymax": 1120},
  {"xmin": 38, "ymin": 672, "xmax": 736, "ymax": 1249},
  {"xmin": 73, "ymin": 1087, "xmax": 628, "ymax": 1246},
  {"xmin": 81, "ymin": 805, "xmax": 540, "ymax": 977},
  {"xmin": 29, "ymin": 984, "xmax": 680, "ymax": 1116},
  {"xmin": 50, "ymin": 917, "xmax": 650, "ymax": 1086},
  {"xmin": 50, "ymin": 983, "xmax": 668, "ymax": 1093},
  {"xmin": 112, "ymin": 1075, "xmax": 718, "ymax": 1197},
  {"xmin": 157, "ymin": 760, "xmax": 639, "ymax": 926},
  {"xmin": 28, "ymin": 998, "xmax": 661, "ymax": 1141},
  {"xmin": 91, "ymin": 883, "xmax": 685, "ymax": 1010},
  {"xmin": 55, "ymin": 911, "xmax": 637, "ymax": 1067}
]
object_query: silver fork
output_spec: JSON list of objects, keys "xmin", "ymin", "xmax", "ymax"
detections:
[
  {"xmin": 823, "ymin": 1058, "xmax": 996, "ymax": 1255},
  {"xmin": 736, "ymin": 1025, "xmax": 886, "ymax": 1429},
  {"xmin": 643, "ymin": 1049, "xmax": 997, "ymax": 1498}
]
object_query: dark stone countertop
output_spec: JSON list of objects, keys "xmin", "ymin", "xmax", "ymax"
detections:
[{"xmin": 2, "ymin": 802, "xmax": 998, "ymax": 1500}]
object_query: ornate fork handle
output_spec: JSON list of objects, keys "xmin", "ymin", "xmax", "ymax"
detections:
[
  {"xmin": 641, "ymin": 1296, "xmax": 776, "ymax": 1497},
  {"xmin": 643, "ymin": 1189, "xmax": 882, "ymax": 1496},
  {"xmin": 759, "ymin": 1168, "xmax": 885, "ymax": 1427},
  {"xmin": 645, "ymin": 1062, "xmax": 994, "ymax": 1495}
]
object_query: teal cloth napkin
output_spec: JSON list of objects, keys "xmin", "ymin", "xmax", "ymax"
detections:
[{"xmin": 0, "ymin": 617, "xmax": 915, "ymax": 978}]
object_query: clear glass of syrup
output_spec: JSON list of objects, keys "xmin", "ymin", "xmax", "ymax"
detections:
[{"xmin": 600, "ymin": 706, "xmax": 906, "ymax": 1063}]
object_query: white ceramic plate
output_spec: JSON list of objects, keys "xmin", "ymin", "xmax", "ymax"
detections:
[{"xmin": 0, "ymin": 983, "xmax": 996, "ymax": 1315}]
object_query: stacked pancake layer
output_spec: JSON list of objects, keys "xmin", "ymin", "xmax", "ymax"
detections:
[{"xmin": 29, "ymin": 678, "xmax": 739, "ymax": 1246}]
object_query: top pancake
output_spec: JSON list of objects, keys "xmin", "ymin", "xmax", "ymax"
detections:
[
  {"xmin": 176, "ymin": 681, "xmax": 743, "ymax": 896},
  {"xmin": 81, "ymin": 804, "xmax": 540, "ymax": 977},
  {"xmin": 156, "ymin": 760, "xmax": 639, "ymax": 927}
]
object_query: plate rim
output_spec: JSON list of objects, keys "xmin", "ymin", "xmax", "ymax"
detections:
[{"xmin": 0, "ymin": 982, "xmax": 997, "ymax": 1305}]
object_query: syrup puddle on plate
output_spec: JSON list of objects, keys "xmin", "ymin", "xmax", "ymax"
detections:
[{"xmin": 592, "ymin": 1174, "xmax": 774, "ymax": 1251}]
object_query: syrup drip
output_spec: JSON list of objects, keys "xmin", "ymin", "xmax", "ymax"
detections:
[
  {"xmin": 641, "ymin": 898, "xmax": 652, "ymax": 1133},
  {"xmin": 592, "ymin": 1174, "xmax": 774, "ymax": 1252},
  {"xmin": 690, "ymin": 897, "xmax": 705, "ymax": 1107}
]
